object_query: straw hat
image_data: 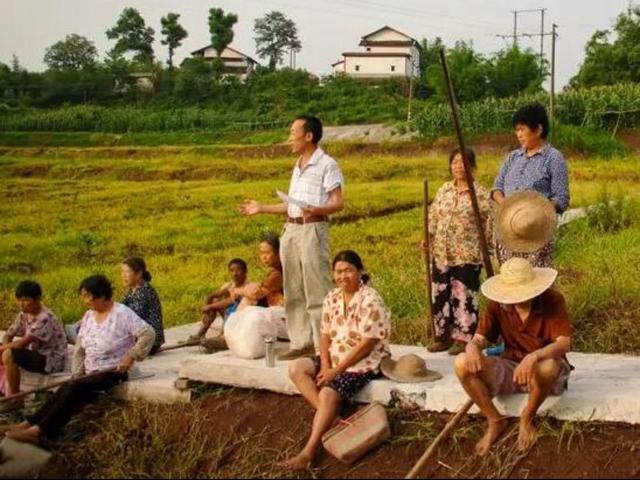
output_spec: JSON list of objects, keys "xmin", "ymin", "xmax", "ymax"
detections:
[
  {"xmin": 481, "ymin": 257, "xmax": 557, "ymax": 304},
  {"xmin": 496, "ymin": 191, "xmax": 557, "ymax": 253},
  {"xmin": 380, "ymin": 354, "xmax": 443, "ymax": 383}
]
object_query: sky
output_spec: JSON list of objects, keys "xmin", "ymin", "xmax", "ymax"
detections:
[{"xmin": 0, "ymin": 0, "xmax": 634, "ymax": 90}]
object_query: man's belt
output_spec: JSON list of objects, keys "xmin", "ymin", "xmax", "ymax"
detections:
[{"xmin": 287, "ymin": 215, "xmax": 328, "ymax": 224}]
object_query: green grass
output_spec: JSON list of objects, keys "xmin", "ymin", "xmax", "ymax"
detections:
[
  {"xmin": 0, "ymin": 129, "xmax": 289, "ymax": 147},
  {"xmin": 2, "ymin": 150, "xmax": 640, "ymax": 353}
]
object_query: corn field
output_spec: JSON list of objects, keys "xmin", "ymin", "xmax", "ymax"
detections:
[{"xmin": 413, "ymin": 83, "xmax": 640, "ymax": 137}]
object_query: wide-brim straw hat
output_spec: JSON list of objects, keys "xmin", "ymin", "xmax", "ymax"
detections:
[
  {"xmin": 380, "ymin": 354, "xmax": 443, "ymax": 383},
  {"xmin": 496, "ymin": 191, "xmax": 557, "ymax": 253},
  {"xmin": 481, "ymin": 257, "xmax": 557, "ymax": 304}
]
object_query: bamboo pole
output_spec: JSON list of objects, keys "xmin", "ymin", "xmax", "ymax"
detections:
[
  {"xmin": 404, "ymin": 47, "xmax": 497, "ymax": 480},
  {"xmin": 0, "ymin": 368, "xmax": 117, "ymax": 404},
  {"xmin": 157, "ymin": 339, "xmax": 200, "ymax": 353},
  {"xmin": 422, "ymin": 179, "xmax": 436, "ymax": 342},
  {"xmin": 405, "ymin": 399, "xmax": 474, "ymax": 479}
]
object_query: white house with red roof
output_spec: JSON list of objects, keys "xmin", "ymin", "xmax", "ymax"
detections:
[{"xmin": 331, "ymin": 26, "xmax": 421, "ymax": 79}]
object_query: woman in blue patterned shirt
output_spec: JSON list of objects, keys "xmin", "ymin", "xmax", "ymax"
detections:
[
  {"xmin": 491, "ymin": 103, "xmax": 569, "ymax": 267},
  {"xmin": 121, "ymin": 257, "xmax": 165, "ymax": 354}
]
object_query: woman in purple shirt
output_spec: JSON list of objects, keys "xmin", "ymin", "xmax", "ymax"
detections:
[{"xmin": 491, "ymin": 103, "xmax": 569, "ymax": 267}]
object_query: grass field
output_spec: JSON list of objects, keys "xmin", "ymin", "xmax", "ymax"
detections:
[{"xmin": 2, "ymin": 146, "xmax": 640, "ymax": 353}]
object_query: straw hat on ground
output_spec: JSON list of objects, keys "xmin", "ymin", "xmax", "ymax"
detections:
[
  {"xmin": 496, "ymin": 191, "xmax": 557, "ymax": 253},
  {"xmin": 380, "ymin": 354, "xmax": 443, "ymax": 383},
  {"xmin": 481, "ymin": 257, "xmax": 557, "ymax": 304}
]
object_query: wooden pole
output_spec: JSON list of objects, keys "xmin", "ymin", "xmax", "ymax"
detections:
[
  {"xmin": 422, "ymin": 179, "xmax": 436, "ymax": 342},
  {"xmin": 404, "ymin": 48, "xmax": 497, "ymax": 480},
  {"xmin": 405, "ymin": 399, "xmax": 474, "ymax": 479},
  {"xmin": 158, "ymin": 339, "xmax": 200, "ymax": 353},
  {"xmin": 0, "ymin": 368, "xmax": 117, "ymax": 403},
  {"xmin": 438, "ymin": 48, "xmax": 494, "ymax": 278}
]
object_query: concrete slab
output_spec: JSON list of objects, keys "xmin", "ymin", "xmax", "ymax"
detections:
[
  {"xmin": 178, "ymin": 344, "xmax": 640, "ymax": 424},
  {"xmin": 12, "ymin": 322, "xmax": 208, "ymax": 404}
]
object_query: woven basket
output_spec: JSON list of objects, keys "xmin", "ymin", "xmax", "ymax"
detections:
[{"xmin": 321, "ymin": 402, "xmax": 391, "ymax": 464}]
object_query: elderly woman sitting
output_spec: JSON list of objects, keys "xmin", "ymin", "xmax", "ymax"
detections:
[
  {"xmin": 282, "ymin": 250, "xmax": 391, "ymax": 471},
  {"xmin": 2, "ymin": 274, "xmax": 155, "ymax": 445}
]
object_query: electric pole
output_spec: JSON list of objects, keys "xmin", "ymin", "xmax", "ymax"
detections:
[
  {"xmin": 550, "ymin": 23, "xmax": 558, "ymax": 120},
  {"xmin": 513, "ymin": 11, "xmax": 518, "ymax": 48},
  {"xmin": 540, "ymin": 9, "xmax": 545, "ymax": 69}
]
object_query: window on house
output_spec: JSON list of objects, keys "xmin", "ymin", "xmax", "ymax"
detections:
[
  {"xmin": 355, "ymin": 65, "xmax": 360, "ymax": 71},
  {"xmin": 391, "ymin": 65, "xmax": 396, "ymax": 72},
  {"xmin": 366, "ymin": 47, "xmax": 371, "ymax": 51}
]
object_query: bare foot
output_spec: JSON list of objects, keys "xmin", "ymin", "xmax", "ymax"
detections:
[
  {"xmin": 517, "ymin": 418, "xmax": 537, "ymax": 452},
  {"xmin": 280, "ymin": 452, "xmax": 312, "ymax": 471},
  {"xmin": 6, "ymin": 426, "xmax": 40, "ymax": 445},
  {"xmin": 475, "ymin": 417, "xmax": 508, "ymax": 456}
]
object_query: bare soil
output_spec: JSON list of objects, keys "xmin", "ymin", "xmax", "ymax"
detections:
[{"xmin": 43, "ymin": 388, "xmax": 640, "ymax": 479}]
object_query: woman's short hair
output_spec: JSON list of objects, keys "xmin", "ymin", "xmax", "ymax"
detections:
[
  {"xmin": 15, "ymin": 280, "xmax": 42, "ymax": 300},
  {"xmin": 449, "ymin": 147, "xmax": 477, "ymax": 171},
  {"xmin": 123, "ymin": 257, "xmax": 152, "ymax": 282},
  {"xmin": 512, "ymin": 103, "xmax": 550, "ymax": 139},
  {"xmin": 79, "ymin": 275, "xmax": 113, "ymax": 300},
  {"xmin": 261, "ymin": 232, "xmax": 280, "ymax": 254},
  {"xmin": 332, "ymin": 250, "xmax": 370, "ymax": 284}
]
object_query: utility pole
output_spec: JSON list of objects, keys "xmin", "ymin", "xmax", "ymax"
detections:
[
  {"xmin": 540, "ymin": 9, "xmax": 545, "ymax": 69},
  {"xmin": 498, "ymin": 8, "xmax": 546, "ymax": 55},
  {"xmin": 550, "ymin": 23, "xmax": 558, "ymax": 120}
]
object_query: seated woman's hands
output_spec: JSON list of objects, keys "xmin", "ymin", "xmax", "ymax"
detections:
[
  {"xmin": 116, "ymin": 354, "xmax": 135, "ymax": 373},
  {"xmin": 316, "ymin": 366, "xmax": 338, "ymax": 387}
]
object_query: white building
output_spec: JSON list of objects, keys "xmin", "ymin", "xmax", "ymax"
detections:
[
  {"xmin": 190, "ymin": 45, "xmax": 258, "ymax": 80},
  {"xmin": 332, "ymin": 26, "xmax": 421, "ymax": 79}
]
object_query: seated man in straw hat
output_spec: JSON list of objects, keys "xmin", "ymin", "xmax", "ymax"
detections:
[{"xmin": 454, "ymin": 257, "xmax": 572, "ymax": 455}]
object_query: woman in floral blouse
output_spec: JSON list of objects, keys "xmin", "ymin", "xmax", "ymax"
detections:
[
  {"xmin": 283, "ymin": 250, "xmax": 391, "ymax": 471},
  {"xmin": 121, "ymin": 257, "xmax": 165, "ymax": 354},
  {"xmin": 423, "ymin": 147, "xmax": 494, "ymax": 355}
]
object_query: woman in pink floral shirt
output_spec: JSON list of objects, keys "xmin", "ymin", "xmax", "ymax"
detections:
[
  {"xmin": 423, "ymin": 148, "xmax": 494, "ymax": 355},
  {"xmin": 1, "ymin": 281, "xmax": 67, "ymax": 411},
  {"xmin": 283, "ymin": 250, "xmax": 390, "ymax": 471}
]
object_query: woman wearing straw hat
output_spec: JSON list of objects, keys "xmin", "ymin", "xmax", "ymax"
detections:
[
  {"xmin": 422, "ymin": 147, "xmax": 494, "ymax": 356},
  {"xmin": 454, "ymin": 257, "xmax": 572, "ymax": 456},
  {"xmin": 282, "ymin": 250, "xmax": 390, "ymax": 471},
  {"xmin": 491, "ymin": 103, "xmax": 569, "ymax": 267}
]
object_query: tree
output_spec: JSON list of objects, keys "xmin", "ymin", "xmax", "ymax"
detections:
[
  {"xmin": 425, "ymin": 41, "xmax": 489, "ymax": 103},
  {"xmin": 416, "ymin": 37, "xmax": 444, "ymax": 98},
  {"xmin": 487, "ymin": 46, "xmax": 546, "ymax": 98},
  {"xmin": 254, "ymin": 11, "xmax": 301, "ymax": 69},
  {"xmin": 208, "ymin": 8, "xmax": 238, "ymax": 57},
  {"xmin": 161, "ymin": 13, "xmax": 188, "ymax": 70},
  {"xmin": 106, "ymin": 7, "xmax": 155, "ymax": 64},
  {"xmin": 173, "ymin": 57, "xmax": 224, "ymax": 102},
  {"xmin": 571, "ymin": 7, "xmax": 640, "ymax": 87},
  {"xmin": 44, "ymin": 34, "xmax": 98, "ymax": 71}
]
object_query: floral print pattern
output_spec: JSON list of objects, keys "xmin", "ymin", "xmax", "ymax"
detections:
[
  {"xmin": 7, "ymin": 307, "xmax": 67, "ymax": 373},
  {"xmin": 432, "ymin": 263, "xmax": 481, "ymax": 342},
  {"xmin": 428, "ymin": 181, "xmax": 494, "ymax": 267},
  {"xmin": 321, "ymin": 285, "xmax": 391, "ymax": 374}
]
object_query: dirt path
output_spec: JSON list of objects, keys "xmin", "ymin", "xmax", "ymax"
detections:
[{"xmin": 43, "ymin": 388, "xmax": 640, "ymax": 479}]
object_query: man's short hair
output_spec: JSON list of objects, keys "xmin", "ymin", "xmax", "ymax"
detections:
[
  {"xmin": 15, "ymin": 280, "xmax": 42, "ymax": 300},
  {"xmin": 512, "ymin": 103, "xmax": 550, "ymax": 139},
  {"xmin": 228, "ymin": 258, "xmax": 248, "ymax": 272},
  {"xmin": 295, "ymin": 115, "xmax": 323, "ymax": 144}
]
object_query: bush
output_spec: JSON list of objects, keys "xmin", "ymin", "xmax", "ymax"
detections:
[{"xmin": 586, "ymin": 189, "xmax": 640, "ymax": 233}]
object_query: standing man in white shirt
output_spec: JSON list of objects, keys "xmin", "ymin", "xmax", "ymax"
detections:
[{"xmin": 239, "ymin": 116, "xmax": 344, "ymax": 360}]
